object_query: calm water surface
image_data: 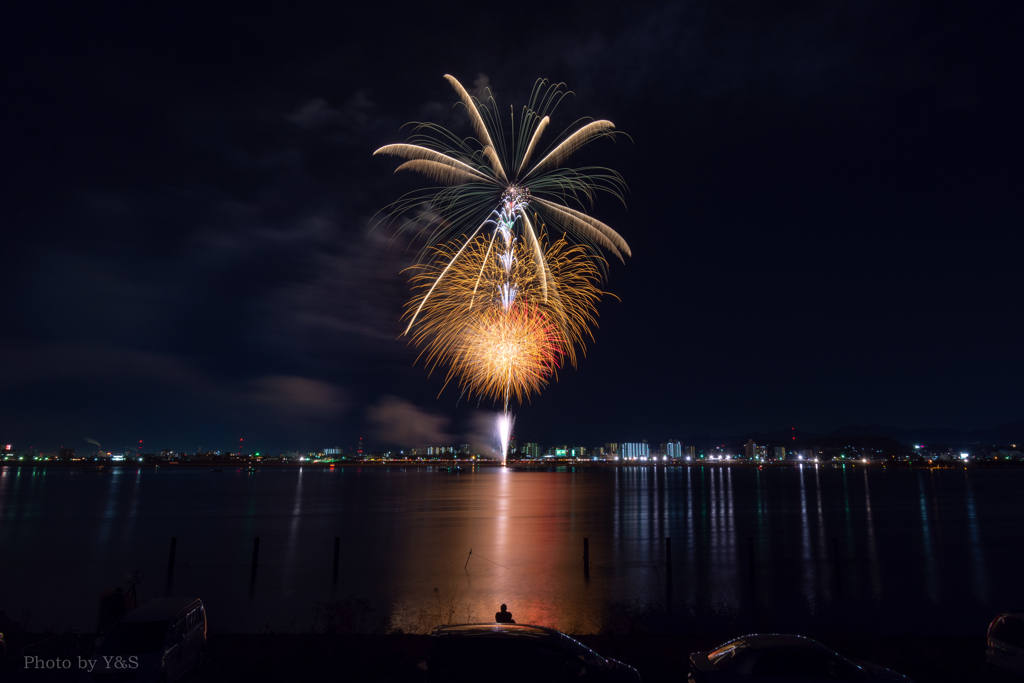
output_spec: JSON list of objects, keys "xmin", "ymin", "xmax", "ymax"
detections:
[{"xmin": 0, "ymin": 464, "xmax": 1020, "ymax": 635}]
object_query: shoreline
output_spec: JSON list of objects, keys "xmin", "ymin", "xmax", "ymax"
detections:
[
  {"xmin": 2, "ymin": 630, "xmax": 1014, "ymax": 682},
  {"xmin": 3, "ymin": 459, "xmax": 1016, "ymax": 470}
]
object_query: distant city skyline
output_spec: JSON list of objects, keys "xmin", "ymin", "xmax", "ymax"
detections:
[{"xmin": 5, "ymin": 417, "xmax": 1023, "ymax": 457}]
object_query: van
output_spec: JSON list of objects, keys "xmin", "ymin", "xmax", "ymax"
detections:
[
  {"xmin": 987, "ymin": 611, "xmax": 1024, "ymax": 676},
  {"xmin": 91, "ymin": 597, "xmax": 206, "ymax": 682}
]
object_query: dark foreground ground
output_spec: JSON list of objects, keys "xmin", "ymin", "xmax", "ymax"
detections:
[{"xmin": 3, "ymin": 631, "xmax": 1020, "ymax": 682}]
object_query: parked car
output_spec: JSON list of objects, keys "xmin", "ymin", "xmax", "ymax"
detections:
[
  {"xmin": 688, "ymin": 634, "xmax": 910, "ymax": 682},
  {"xmin": 424, "ymin": 623, "xmax": 640, "ymax": 682},
  {"xmin": 987, "ymin": 611, "xmax": 1024, "ymax": 676},
  {"xmin": 90, "ymin": 597, "xmax": 206, "ymax": 683}
]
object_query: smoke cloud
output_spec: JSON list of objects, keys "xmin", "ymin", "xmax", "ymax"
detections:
[
  {"xmin": 465, "ymin": 411, "xmax": 501, "ymax": 460},
  {"xmin": 367, "ymin": 396, "xmax": 451, "ymax": 447}
]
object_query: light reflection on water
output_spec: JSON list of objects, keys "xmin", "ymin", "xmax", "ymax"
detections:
[
  {"xmin": 919, "ymin": 476, "xmax": 940, "ymax": 602},
  {"xmin": 862, "ymin": 470, "xmax": 882, "ymax": 601},
  {"xmin": 0, "ymin": 464, "xmax": 1021, "ymax": 635},
  {"xmin": 965, "ymin": 478, "xmax": 989, "ymax": 603},
  {"xmin": 798, "ymin": 465, "xmax": 815, "ymax": 606}
]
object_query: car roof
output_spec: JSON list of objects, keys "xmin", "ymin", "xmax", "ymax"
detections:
[
  {"xmin": 121, "ymin": 598, "xmax": 202, "ymax": 622},
  {"xmin": 432, "ymin": 623, "xmax": 562, "ymax": 643},
  {"xmin": 715, "ymin": 634, "xmax": 832, "ymax": 653}
]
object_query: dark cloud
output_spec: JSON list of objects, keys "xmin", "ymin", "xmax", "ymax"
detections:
[
  {"xmin": 0, "ymin": 342, "xmax": 346, "ymax": 424},
  {"xmin": 248, "ymin": 375, "xmax": 348, "ymax": 418}
]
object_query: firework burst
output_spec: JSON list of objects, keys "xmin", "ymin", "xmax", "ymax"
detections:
[
  {"xmin": 375, "ymin": 75, "xmax": 630, "ymax": 333},
  {"xmin": 459, "ymin": 301, "xmax": 565, "ymax": 407},
  {"xmin": 376, "ymin": 75, "xmax": 629, "ymax": 460},
  {"xmin": 404, "ymin": 234, "xmax": 607, "ymax": 406}
]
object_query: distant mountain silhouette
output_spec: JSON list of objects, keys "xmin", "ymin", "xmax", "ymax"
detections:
[
  {"xmin": 828, "ymin": 420, "xmax": 1024, "ymax": 446},
  {"xmin": 968, "ymin": 419, "xmax": 1024, "ymax": 444},
  {"xmin": 684, "ymin": 419, "xmax": 1024, "ymax": 448}
]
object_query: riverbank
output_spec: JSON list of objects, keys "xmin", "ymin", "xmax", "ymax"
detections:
[
  {"xmin": 2, "ymin": 631, "xmax": 1018, "ymax": 682},
  {"xmin": 3, "ymin": 458, "xmax": 1018, "ymax": 470}
]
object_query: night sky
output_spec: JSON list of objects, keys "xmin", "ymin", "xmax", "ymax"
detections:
[{"xmin": 3, "ymin": 1, "xmax": 1022, "ymax": 454}]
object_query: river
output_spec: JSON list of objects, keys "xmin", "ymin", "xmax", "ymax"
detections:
[{"xmin": 0, "ymin": 464, "xmax": 1019, "ymax": 636}]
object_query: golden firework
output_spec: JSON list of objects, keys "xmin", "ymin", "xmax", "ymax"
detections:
[
  {"xmin": 376, "ymin": 76, "xmax": 630, "ymax": 444},
  {"xmin": 457, "ymin": 302, "xmax": 565, "ymax": 406},
  {"xmin": 405, "ymin": 233, "xmax": 607, "ymax": 406}
]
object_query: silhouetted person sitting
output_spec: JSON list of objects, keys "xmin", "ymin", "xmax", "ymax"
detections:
[
  {"xmin": 495, "ymin": 604, "xmax": 515, "ymax": 623},
  {"xmin": 97, "ymin": 587, "xmax": 127, "ymax": 635}
]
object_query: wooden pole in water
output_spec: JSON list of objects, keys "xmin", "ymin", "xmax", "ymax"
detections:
[
  {"xmin": 164, "ymin": 537, "xmax": 177, "ymax": 597},
  {"xmin": 332, "ymin": 537, "xmax": 340, "ymax": 583},
  {"xmin": 833, "ymin": 537, "xmax": 841, "ymax": 588},
  {"xmin": 251, "ymin": 537, "xmax": 260, "ymax": 579},
  {"xmin": 248, "ymin": 536, "xmax": 260, "ymax": 601},
  {"xmin": 748, "ymin": 537, "xmax": 755, "ymax": 578},
  {"xmin": 583, "ymin": 538, "xmax": 590, "ymax": 577},
  {"xmin": 464, "ymin": 548, "xmax": 473, "ymax": 571}
]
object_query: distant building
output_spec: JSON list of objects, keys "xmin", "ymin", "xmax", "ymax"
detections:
[
  {"xmin": 666, "ymin": 441, "xmax": 682, "ymax": 459},
  {"xmin": 773, "ymin": 446, "xmax": 786, "ymax": 460},
  {"xmin": 325, "ymin": 447, "xmax": 342, "ymax": 455},
  {"xmin": 521, "ymin": 442, "xmax": 541, "ymax": 458},
  {"xmin": 412, "ymin": 445, "xmax": 457, "ymax": 457},
  {"xmin": 621, "ymin": 442, "xmax": 649, "ymax": 459},
  {"xmin": 992, "ymin": 450, "xmax": 1023, "ymax": 460},
  {"xmin": 923, "ymin": 444, "xmax": 955, "ymax": 460},
  {"xmin": 58, "ymin": 447, "xmax": 75, "ymax": 460},
  {"xmin": 744, "ymin": 439, "xmax": 755, "ymax": 459}
]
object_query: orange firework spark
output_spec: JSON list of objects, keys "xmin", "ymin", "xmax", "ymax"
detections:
[
  {"xmin": 404, "ymin": 232, "xmax": 607, "ymax": 406},
  {"xmin": 456, "ymin": 301, "xmax": 565, "ymax": 406}
]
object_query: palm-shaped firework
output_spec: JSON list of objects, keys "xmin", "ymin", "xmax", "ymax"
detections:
[
  {"xmin": 376, "ymin": 76, "xmax": 631, "ymax": 325},
  {"xmin": 374, "ymin": 75, "xmax": 631, "ymax": 461}
]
